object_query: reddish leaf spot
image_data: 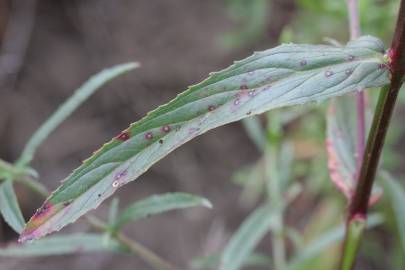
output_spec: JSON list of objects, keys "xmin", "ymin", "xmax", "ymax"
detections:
[
  {"xmin": 63, "ymin": 201, "xmax": 71, "ymax": 207},
  {"xmin": 162, "ymin": 125, "xmax": 171, "ymax": 133},
  {"xmin": 145, "ymin": 132, "xmax": 153, "ymax": 140},
  {"xmin": 208, "ymin": 105, "xmax": 216, "ymax": 111},
  {"xmin": 116, "ymin": 131, "xmax": 130, "ymax": 141},
  {"xmin": 33, "ymin": 202, "xmax": 53, "ymax": 219},
  {"xmin": 325, "ymin": 70, "xmax": 334, "ymax": 77},
  {"xmin": 300, "ymin": 59, "xmax": 307, "ymax": 66},
  {"xmin": 114, "ymin": 170, "xmax": 127, "ymax": 180},
  {"xmin": 159, "ymin": 139, "xmax": 164, "ymax": 144},
  {"xmin": 240, "ymin": 85, "xmax": 248, "ymax": 90}
]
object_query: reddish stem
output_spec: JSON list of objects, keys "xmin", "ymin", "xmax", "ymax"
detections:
[{"xmin": 349, "ymin": 0, "xmax": 405, "ymax": 218}]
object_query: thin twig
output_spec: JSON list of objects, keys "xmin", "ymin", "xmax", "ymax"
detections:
[
  {"xmin": 339, "ymin": 1, "xmax": 405, "ymax": 269},
  {"xmin": 347, "ymin": 0, "xmax": 366, "ymax": 178},
  {"xmin": 86, "ymin": 216, "xmax": 178, "ymax": 270}
]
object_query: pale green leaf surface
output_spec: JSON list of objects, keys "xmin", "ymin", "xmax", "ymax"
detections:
[
  {"xmin": 219, "ymin": 205, "xmax": 278, "ymax": 270},
  {"xmin": 0, "ymin": 233, "xmax": 124, "ymax": 256},
  {"xmin": 21, "ymin": 36, "xmax": 390, "ymax": 242},
  {"xmin": 0, "ymin": 180, "xmax": 25, "ymax": 233},
  {"xmin": 383, "ymin": 174, "xmax": 405, "ymax": 257},
  {"xmin": 241, "ymin": 116, "xmax": 266, "ymax": 151},
  {"xmin": 192, "ymin": 252, "xmax": 271, "ymax": 269},
  {"xmin": 113, "ymin": 192, "xmax": 212, "ymax": 230}
]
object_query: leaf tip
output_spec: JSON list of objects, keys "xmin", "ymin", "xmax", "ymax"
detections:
[{"xmin": 201, "ymin": 198, "xmax": 213, "ymax": 209}]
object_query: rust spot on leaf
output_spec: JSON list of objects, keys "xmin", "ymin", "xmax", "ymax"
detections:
[
  {"xmin": 240, "ymin": 84, "xmax": 248, "ymax": 90},
  {"xmin": 162, "ymin": 125, "xmax": 171, "ymax": 133},
  {"xmin": 145, "ymin": 132, "xmax": 153, "ymax": 140},
  {"xmin": 33, "ymin": 202, "xmax": 53, "ymax": 219},
  {"xmin": 116, "ymin": 131, "xmax": 130, "ymax": 141}
]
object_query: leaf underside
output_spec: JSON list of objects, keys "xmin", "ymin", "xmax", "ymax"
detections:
[
  {"xmin": 20, "ymin": 36, "xmax": 390, "ymax": 242},
  {"xmin": 326, "ymin": 95, "xmax": 382, "ymax": 203}
]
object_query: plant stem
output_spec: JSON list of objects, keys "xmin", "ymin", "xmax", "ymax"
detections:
[
  {"xmin": 87, "ymin": 216, "xmax": 177, "ymax": 270},
  {"xmin": 265, "ymin": 112, "xmax": 286, "ymax": 270},
  {"xmin": 340, "ymin": 0, "xmax": 405, "ymax": 269},
  {"xmin": 18, "ymin": 177, "xmax": 48, "ymax": 197},
  {"xmin": 350, "ymin": 0, "xmax": 405, "ymax": 220},
  {"xmin": 117, "ymin": 233, "xmax": 177, "ymax": 270},
  {"xmin": 347, "ymin": 0, "xmax": 366, "ymax": 177},
  {"xmin": 340, "ymin": 215, "xmax": 367, "ymax": 270}
]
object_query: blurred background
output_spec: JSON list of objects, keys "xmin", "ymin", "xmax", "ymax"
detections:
[{"xmin": 0, "ymin": 0, "xmax": 403, "ymax": 269}]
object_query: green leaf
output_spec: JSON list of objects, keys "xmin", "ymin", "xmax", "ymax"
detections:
[
  {"xmin": 326, "ymin": 95, "xmax": 382, "ymax": 203},
  {"xmin": 20, "ymin": 36, "xmax": 390, "ymax": 242},
  {"xmin": 112, "ymin": 193, "xmax": 212, "ymax": 231},
  {"xmin": 326, "ymin": 96, "xmax": 358, "ymax": 198},
  {"xmin": 16, "ymin": 62, "xmax": 139, "ymax": 167},
  {"xmin": 0, "ymin": 233, "xmax": 125, "ymax": 256},
  {"xmin": 241, "ymin": 116, "xmax": 266, "ymax": 151},
  {"xmin": 220, "ymin": 204, "xmax": 278, "ymax": 270},
  {"xmin": 382, "ymin": 173, "xmax": 405, "ymax": 258},
  {"xmin": 192, "ymin": 252, "xmax": 271, "ymax": 269},
  {"xmin": 0, "ymin": 180, "xmax": 25, "ymax": 233},
  {"xmin": 286, "ymin": 213, "xmax": 384, "ymax": 270}
]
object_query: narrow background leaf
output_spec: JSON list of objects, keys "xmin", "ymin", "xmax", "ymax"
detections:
[
  {"xmin": 0, "ymin": 180, "xmax": 25, "ymax": 233},
  {"xmin": 0, "ymin": 233, "xmax": 125, "ymax": 256},
  {"xmin": 16, "ymin": 62, "xmax": 140, "ymax": 167},
  {"xmin": 192, "ymin": 252, "xmax": 271, "ymax": 269},
  {"xmin": 219, "ymin": 204, "xmax": 277, "ymax": 270},
  {"xmin": 382, "ymin": 173, "xmax": 405, "ymax": 257},
  {"xmin": 114, "ymin": 192, "xmax": 212, "ymax": 230},
  {"xmin": 326, "ymin": 95, "xmax": 382, "ymax": 203}
]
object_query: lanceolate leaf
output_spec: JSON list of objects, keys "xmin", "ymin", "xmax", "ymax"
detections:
[
  {"xmin": 382, "ymin": 173, "xmax": 405, "ymax": 257},
  {"xmin": 192, "ymin": 252, "xmax": 271, "ymax": 269},
  {"xmin": 0, "ymin": 233, "xmax": 125, "ymax": 256},
  {"xmin": 113, "ymin": 193, "xmax": 212, "ymax": 231},
  {"xmin": 0, "ymin": 180, "xmax": 25, "ymax": 233},
  {"xmin": 326, "ymin": 95, "xmax": 382, "ymax": 204},
  {"xmin": 20, "ymin": 36, "xmax": 390, "ymax": 242}
]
